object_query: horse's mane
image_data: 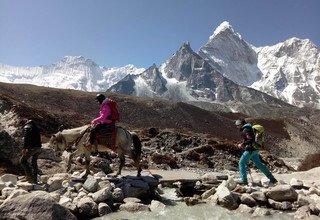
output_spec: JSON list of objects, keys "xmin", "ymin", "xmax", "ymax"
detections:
[{"xmin": 60, "ymin": 125, "xmax": 90, "ymax": 135}]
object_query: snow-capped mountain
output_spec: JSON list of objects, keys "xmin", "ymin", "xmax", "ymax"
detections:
[
  {"xmin": 0, "ymin": 56, "xmax": 145, "ymax": 92},
  {"xmin": 253, "ymin": 38, "xmax": 320, "ymax": 108},
  {"xmin": 108, "ymin": 42, "xmax": 290, "ymax": 111},
  {"xmin": 199, "ymin": 21, "xmax": 320, "ymax": 108},
  {"xmin": 1, "ymin": 21, "xmax": 319, "ymax": 109},
  {"xmin": 198, "ymin": 21, "xmax": 263, "ymax": 86}
]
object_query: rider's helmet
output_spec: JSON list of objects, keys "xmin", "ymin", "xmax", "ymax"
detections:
[
  {"xmin": 235, "ymin": 119, "xmax": 246, "ymax": 126},
  {"xmin": 96, "ymin": 94, "xmax": 106, "ymax": 104}
]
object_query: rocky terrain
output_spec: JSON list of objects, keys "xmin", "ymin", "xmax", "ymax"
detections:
[{"xmin": 1, "ymin": 82, "xmax": 320, "ymax": 219}]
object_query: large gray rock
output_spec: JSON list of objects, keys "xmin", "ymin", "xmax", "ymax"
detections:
[
  {"xmin": 268, "ymin": 198, "xmax": 292, "ymax": 210},
  {"xmin": 240, "ymin": 193, "xmax": 258, "ymax": 207},
  {"xmin": 0, "ymin": 174, "xmax": 18, "ymax": 184},
  {"xmin": 0, "ymin": 130, "xmax": 20, "ymax": 163},
  {"xmin": 0, "ymin": 191, "xmax": 76, "ymax": 219},
  {"xmin": 98, "ymin": 202, "xmax": 112, "ymax": 216},
  {"xmin": 83, "ymin": 175, "xmax": 99, "ymax": 193},
  {"xmin": 266, "ymin": 185, "xmax": 298, "ymax": 202},
  {"xmin": 119, "ymin": 201, "xmax": 149, "ymax": 212},
  {"xmin": 121, "ymin": 178, "xmax": 151, "ymax": 200},
  {"xmin": 76, "ymin": 197, "xmax": 98, "ymax": 217},
  {"xmin": 250, "ymin": 191, "xmax": 267, "ymax": 203},
  {"xmin": 92, "ymin": 187, "xmax": 113, "ymax": 204},
  {"xmin": 215, "ymin": 184, "xmax": 239, "ymax": 210}
]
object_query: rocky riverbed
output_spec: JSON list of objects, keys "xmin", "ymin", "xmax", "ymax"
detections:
[{"xmin": 1, "ymin": 161, "xmax": 320, "ymax": 219}]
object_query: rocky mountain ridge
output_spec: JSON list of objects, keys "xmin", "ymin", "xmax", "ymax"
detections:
[
  {"xmin": 109, "ymin": 21, "xmax": 320, "ymax": 109},
  {"xmin": 1, "ymin": 22, "xmax": 319, "ymax": 109},
  {"xmin": 109, "ymin": 42, "xmax": 293, "ymax": 115},
  {"xmin": 0, "ymin": 56, "xmax": 145, "ymax": 91}
]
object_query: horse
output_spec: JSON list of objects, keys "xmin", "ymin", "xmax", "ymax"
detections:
[{"xmin": 48, "ymin": 125, "xmax": 142, "ymax": 177}]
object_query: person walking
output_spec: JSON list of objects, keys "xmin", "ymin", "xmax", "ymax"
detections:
[
  {"xmin": 20, "ymin": 119, "xmax": 42, "ymax": 184},
  {"xmin": 235, "ymin": 119, "xmax": 277, "ymax": 185}
]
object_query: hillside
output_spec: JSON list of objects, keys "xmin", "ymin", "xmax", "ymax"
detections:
[{"xmin": 1, "ymin": 82, "xmax": 320, "ymax": 161}]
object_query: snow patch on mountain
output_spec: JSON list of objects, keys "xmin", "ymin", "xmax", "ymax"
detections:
[
  {"xmin": 211, "ymin": 21, "xmax": 242, "ymax": 40},
  {"xmin": 199, "ymin": 22, "xmax": 262, "ymax": 86},
  {"xmin": 159, "ymin": 62, "xmax": 197, "ymax": 101},
  {"xmin": 252, "ymin": 38, "xmax": 320, "ymax": 108},
  {"xmin": 0, "ymin": 56, "xmax": 144, "ymax": 92}
]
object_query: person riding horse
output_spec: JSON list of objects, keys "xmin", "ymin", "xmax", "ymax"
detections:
[{"xmin": 89, "ymin": 94, "xmax": 115, "ymax": 146}]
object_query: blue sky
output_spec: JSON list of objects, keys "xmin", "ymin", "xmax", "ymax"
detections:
[{"xmin": 0, "ymin": 0, "xmax": 319, "ymax": 68}]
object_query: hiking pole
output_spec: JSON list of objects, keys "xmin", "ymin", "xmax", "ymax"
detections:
[{"xmin": 246, "ymin": 165, "xmax": 253, "ymax": 184}]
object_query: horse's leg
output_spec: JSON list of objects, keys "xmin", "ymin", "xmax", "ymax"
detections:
[
  {"xmin": 134, "ymin": 157, "xmax": 142, "ymax": 177},
  {"xmin": 83, "ymin": 151, "xmax": 91, "ymax": 178},
  {"xmin": 131, "ymin": 133, "xmax": 142, "ymax": 177},
  {"xmin": 116, "ymin": 153, "xmax": 125, "ymax": 176},
  {"xmin": 67, "ymin": 148, "xmax": 84, "ymax": 172}
]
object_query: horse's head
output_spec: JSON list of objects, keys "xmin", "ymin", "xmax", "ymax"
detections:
[{"xmin": 49, "ymin": 132, "xmax": 66, "ymax": 157}]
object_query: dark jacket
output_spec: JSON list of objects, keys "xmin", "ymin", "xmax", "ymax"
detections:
[
  {"xmin": 23, "ymin": 121, "xmax": 41, "ymax": 149},
  {"xmin": 240, "ymin": 123, "xmax": 255, "ymax": 146}
]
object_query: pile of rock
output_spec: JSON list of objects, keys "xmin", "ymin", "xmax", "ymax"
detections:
[
  {"xmin": 182, "ymin": 172, "xmax": 320, "ymax": 219},
  {"xmin": 1, "ymin": 170, "xmax": 320, "ymax": 219},
  {"xmin": 0, "ymin": 171, "xmax": 160, "ymax": 219}
]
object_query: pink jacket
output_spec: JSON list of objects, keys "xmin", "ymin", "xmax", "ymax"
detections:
[{"xmin": 91, "ymin": 100, "xmax": 112, "ymax": 124}]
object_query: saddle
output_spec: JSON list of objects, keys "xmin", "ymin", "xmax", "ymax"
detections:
[{"xmin": 94, "ymin": 125, "xmax": 117, "ymax": 151}]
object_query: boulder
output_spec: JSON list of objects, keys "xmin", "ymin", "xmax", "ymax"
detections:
[
  {"xmin": 76, "ymin": 197, "xmax": 98, "ymax": 217},
  {"xmin": 92, "ymin": 187, "xmax": 113, "ymax": 204},
  {"xmin": 0, "ymin": 130, "xmax": 20, "ymax": 163},
  {"xmin": 268, "ymin": 198, "xmax": 292, "ymax": 210},
  {"xmin": 119, "ymin": 202, "xmax": 149, "ymax": 212},
  {"xmin": 83, "ymin": 175, "xmax": 99, "ymax": 193},
  {"xmin": 215, "ymin": 184, "xmax": 239, "ymax": 210},
  {"xmin": 250, "ymin": 191, "xmax": 267, "ymax": 203},
  {"xmin": 0, "ymin": 191, "xmax": 76, "ymax": 219},
  {"xmin": 149, "ymin": 200, "xmax": 166, "ymax": 212},
  {"xmin": 0, "ymin": 174, "xmax": 18, "ymax": 185},
  {"xmin": 240, "ymin": 193, "xmax": 258, "ymax": 207},
  {"xmin": 98, "ymin": 202, "xmax": 112, "ymax": 216},
  {"xmin": 266, "ymin": 185, "xmax": 298, "ymax": 202},
  {"xmin": 112, "ymin": 187, "xmax": 124, "ymax": 202}
]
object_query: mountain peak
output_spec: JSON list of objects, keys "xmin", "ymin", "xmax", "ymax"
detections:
[
  {"xmin": 58, "ymin": 56, "xmax": 96, "ymax": 66},
  {"xmin": 209, "ymin": 21, "xmax": 240, "ymax": 40},
  {"xmin": 179, "ymin": 41, "xmax": 192, "ymax": 52},
  {"xmin": 284, "ymin": 37, "xmax": 317, "ymax": 48}
]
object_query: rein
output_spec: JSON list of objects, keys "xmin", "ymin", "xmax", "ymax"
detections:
[{"xmin": 58, "ymin": 126, "xmax": 90, "ymax": 151}]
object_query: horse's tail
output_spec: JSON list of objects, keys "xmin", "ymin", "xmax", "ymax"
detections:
[{"xmin": 132, "ymin": 133, "xmax": 142, "ymax": 157}]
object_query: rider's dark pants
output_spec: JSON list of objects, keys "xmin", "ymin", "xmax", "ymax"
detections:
[
  {"xmin": 20, "ymin": 148, "xmax": 42, "ymax": 182},
  {"xmin": 90, "ymin": 123, "xmax": 114, "ymax": 144}
]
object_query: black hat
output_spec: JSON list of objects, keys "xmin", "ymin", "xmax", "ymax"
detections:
[{"xmin": 95, "ymin": 94, "xmax": 106, "ymax": 104}]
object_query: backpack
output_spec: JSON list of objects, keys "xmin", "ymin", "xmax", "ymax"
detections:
[
  {"xmin": 252, "ymin": 124, "xmax": 265, "ymax": 148},
  {"xmin": 107, "ymin": 99, "xmax": 120, "ymax": 121}
]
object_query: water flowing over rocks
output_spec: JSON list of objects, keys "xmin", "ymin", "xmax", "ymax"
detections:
[{"xmin": 0, "ymin": 168, "xmax": 320, "ymax": 219}]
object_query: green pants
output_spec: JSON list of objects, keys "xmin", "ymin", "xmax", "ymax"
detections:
[{"xmin": 239, "ymin": 150, "xmax": 274, "ymax": 183}]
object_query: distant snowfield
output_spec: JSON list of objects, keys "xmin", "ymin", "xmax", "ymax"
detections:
[
  {"xmin": 0, "ymin": 58, "xmax": 145, "ymax": 92},
  {"xmin": 1, "ymin": 21, "xmax": 319, "ymax": 108}
]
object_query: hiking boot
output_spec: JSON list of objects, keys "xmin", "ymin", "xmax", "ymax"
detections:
[
  {"xmin": 237, "ymin": 180, "xmax": 248, "ymax": 186},
  {"xmin": 270, "ymin": 178, "xmax": 278, "ymax": 184},
  {"xmin": 26, "ymin": 175, "xmax": 37, "ymax": 184}
]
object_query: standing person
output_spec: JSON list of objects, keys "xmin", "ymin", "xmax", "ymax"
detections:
[
  {"xmin": 20, "ymin": 119, "xmax": 42, "ymax": 184},
  {"xmin": 235, "ymin": 119, "xmax": 277, "ymax": 185},
  {"xmin": 89, "ymin": 94, "xmax": 114, "ymax": 145}
]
